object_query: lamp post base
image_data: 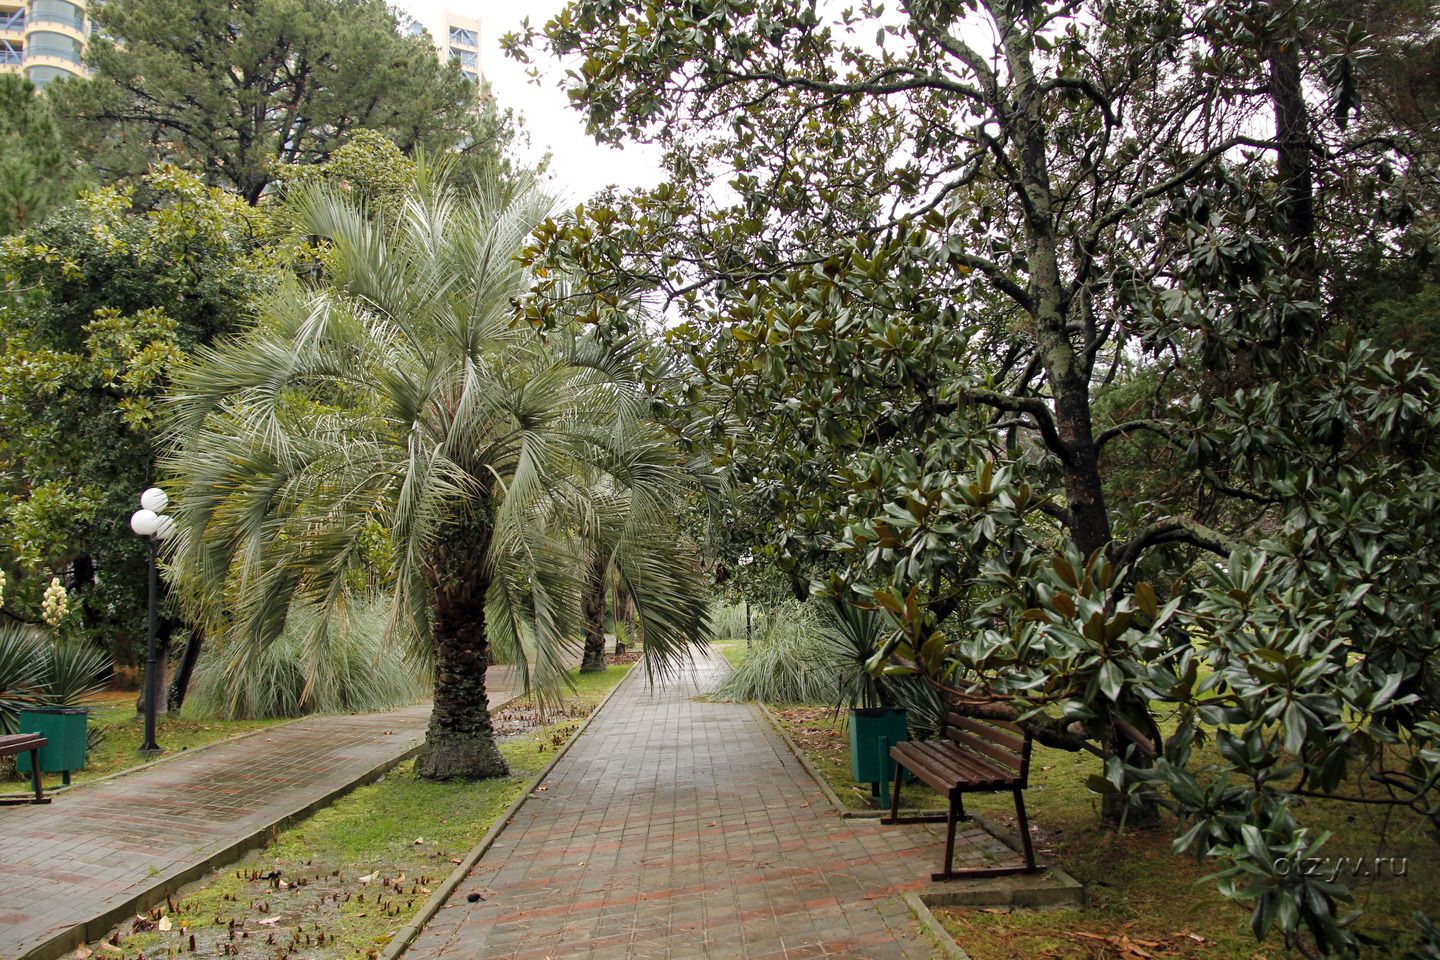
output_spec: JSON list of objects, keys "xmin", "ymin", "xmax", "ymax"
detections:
[{"xmin": 137, "ymin": 747, "xmax": 163, "ymax": 757}]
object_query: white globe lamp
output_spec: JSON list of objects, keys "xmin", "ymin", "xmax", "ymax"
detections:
[{"xmin": 130, "ymin": 509, "xmax": 159, "ymax": 537}]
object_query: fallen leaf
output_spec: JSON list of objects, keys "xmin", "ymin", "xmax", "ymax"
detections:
[
  {"xmin": 800, "ymin": 802, "xmax": 809, "ymax": 808},
  {"xmin": 414, "ymin": 837, "xmax": 425, "ymax": 844},
  {"xmin": 156, "ymin": 918, "xmax": 171, "ymax": 932},
  {"xmin": 97, "ymin": 943, "xmax": 123, "ymax": 954},
  {"xmin": 257, "ymin": 917, "xmax": 281, "ymax": 926},
  {"xmin": 358, "ymin": 873, "xmax": 374, "ymax": 883},
  {"xmin": 418, "ymin": 887, "xmax": 431, "ymax": 895},
  {"xmin": 394, "ymin": 874, "xmax": 405, "ymax": 883},
  {"xmin": 449, "ymin": 859, "xmax": 462, "ymax": 864},
  {"xmin": 75, "ymin": 946, "xmax": 93, "ymax": 959}
]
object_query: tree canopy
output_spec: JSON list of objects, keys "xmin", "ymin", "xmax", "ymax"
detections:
[
  {"xmin": 49, "ymin": 0, "xmax": 482, "ymax": 202},
  {"xmin": 163, "ymin": 168, "xmax": 712, "ymax": 779},
  {"xmin": 513, "ymin": 0, "xmax": 1440, "ymax": 953},
  {"xmin": 0, "ymin": 165, "xmax": 273, "ymax": 652}
]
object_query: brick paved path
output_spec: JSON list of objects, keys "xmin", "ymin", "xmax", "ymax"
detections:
[
  {"xmin": 408, "ymin": 650, "xmax": 1023, "ymax": 960},
  {"xmin": 0, "ymin": 665, "xmax": 533, "ymax": 960}
]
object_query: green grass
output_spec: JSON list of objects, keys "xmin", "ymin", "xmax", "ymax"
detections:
[
  {"xmin": 715, "ymin": 640, "xmax": 747, "ymax": 670},
  {"xmin": 98, "ymin": 665, "xmax": 631, "ymax": 960}
]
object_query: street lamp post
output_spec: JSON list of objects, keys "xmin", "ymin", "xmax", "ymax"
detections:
[{"xmin": 130, "ymin": 487, "xmax": 175, "ymax": 756}]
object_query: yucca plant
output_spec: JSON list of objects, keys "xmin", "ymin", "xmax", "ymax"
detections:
[
  {"xmin": 34, "ymin": 641, "xmax": 111, "ymax": 707},
  {"xmin": 165, "ymin": 168, "xmax": 710, "ymax": 780},
  {"xmin": 0, "ymin": 625, "xmax": 42, "ymax": 735}
]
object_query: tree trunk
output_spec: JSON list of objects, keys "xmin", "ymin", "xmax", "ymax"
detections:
[
  {"xmin": 580, "ymin": 551, "xmax": 609, "ymax": 673},
  {"xmin": 1268, "ymin": 34, "xmax": 1315, "ymax": 274},
  {"xmin": 167, "ymin": 621, "xmax": 203, "ymax": 711},
  {"xmin": 613, "ymin": 582, "xmax": 631, "ymax": 655},
  {"xmin": 414, "ymin": 512, "xmax": 508, "ymax": 780}
]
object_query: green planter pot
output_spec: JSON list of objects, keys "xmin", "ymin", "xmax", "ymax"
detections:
[
  {"xmin": 849, "ymin": 706, "xmax": 907, "ymax": 807},
  {"xmin": 16, "ymin": 706, "xmax": 88, "ymax": 784}
]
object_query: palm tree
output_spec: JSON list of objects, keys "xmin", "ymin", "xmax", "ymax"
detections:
[{"xmin": 162, "ymin": 171, "xmax": 710, "ymax": 779}]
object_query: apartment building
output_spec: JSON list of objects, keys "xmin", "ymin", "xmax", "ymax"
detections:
[
  {"xmin": 439, "ymin": 10, "xmax": 479, "ymax": 85},
  {"xmin": 0, "ymin": 0, "xmax": 88, "ymax": 88}
]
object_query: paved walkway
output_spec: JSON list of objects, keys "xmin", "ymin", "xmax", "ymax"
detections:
[
  {"xmin": 407, "ymin": 651, "xmax": 1025, "ymax": 960},
  {"xmin": 0, "ymin": 664, "xmax": 533, "ymax": 960}
]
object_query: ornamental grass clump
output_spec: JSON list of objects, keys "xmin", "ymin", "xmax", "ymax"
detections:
[
  {"xmin": 711, "ymin": 602, "xmax": 838, "ymax": 704},
  {"xmin": 185, "ymin": 601, "xmax": 429, "ymax": 720}
]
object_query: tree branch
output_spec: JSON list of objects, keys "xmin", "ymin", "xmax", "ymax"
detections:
[{"xmin": 1095, "ymin": 418, "xmax": 1171, "ymax": 452}]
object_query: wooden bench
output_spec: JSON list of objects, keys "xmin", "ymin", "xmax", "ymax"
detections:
[
  {"xmin": 881, "ymin": 713, "xmax": 1038, "ymax": 881},
  {"xmin": 0, "ymin": 733, "xmax": 51, "ymax": 804}
]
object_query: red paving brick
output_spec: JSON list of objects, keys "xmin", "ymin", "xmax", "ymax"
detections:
[
  {"xmin": 408, "ymin": 650, "xmax": 1024, "ymax": 959},
  {"xmin": 0, "ymin": 665, "xmax": 535, "ymax": 960}
]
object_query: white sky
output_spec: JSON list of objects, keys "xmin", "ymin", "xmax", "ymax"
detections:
[{"xmin": 391, "ymin": 0, "xmax": 667, "ymax": 207}]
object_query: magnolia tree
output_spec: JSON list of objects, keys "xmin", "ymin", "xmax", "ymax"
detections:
[{"xmin": 510, "ymin": 0, "xmax": 1440, "ymax": 954}]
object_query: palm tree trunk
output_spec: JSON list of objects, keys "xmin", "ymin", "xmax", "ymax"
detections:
[
  {"xmin": 580, "ymin": 551, "xmax": 608, "ymax": 673},
  {"xmin": 415, "ymin": 515, "xmax": 508, "ymax": 780},
  {"xmin": 613, "ymin": 582, "xmax": 632, "ymax": 656}
]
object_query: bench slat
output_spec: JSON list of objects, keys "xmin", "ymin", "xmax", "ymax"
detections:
[
  {"xmin": 891, "ymin": 741, "xmax": 1018, "ymax": 791},
  {"xmin": 947, "ymin": 715, "xmax": 1026, "ymax": 753},
  {"xmin": 0, "ymin": 734, "xmax": 46, "ymax": 754},
  {"xmin": 943, "ymin": 725, "xmax": 1025, "ymax": 773}
]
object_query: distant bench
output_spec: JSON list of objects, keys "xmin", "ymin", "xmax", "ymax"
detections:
[
  {"xmin": 881, "ymin": 713, "xmax": 1038, "ymax": 881},
  {"xmin": 0, "ymin": 733, "xmax": 51, "ymax": 804}
]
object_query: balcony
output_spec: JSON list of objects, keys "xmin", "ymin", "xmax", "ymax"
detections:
[
  {"xmin": 0, "ymin": 10, "xmax": 23, "ymax": 31},
  {"xmin": 25, "ymin": 39, "xmax": 80, "ymax": 64},
  {"xmin": 0, "ymin": 47, "xmax": 20, "ymax": 64},
  {"xmin": 27, "ymin": 12, "xmax": 83, "ymax": 31}
]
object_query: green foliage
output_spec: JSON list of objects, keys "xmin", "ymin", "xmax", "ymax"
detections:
[
  {"xmin": 33, "ymin": 640, "xmax": 111, "ymax": 706},
  {"xmin": 49, "ymin": 0, "xmax": 480, "ymax": 203},
  {"xmin": 164, "ymin": 171, "xmax": 711, "ymax": 777},
  {"xmin": 0, "ymin": 166, "xmax": 276, "ymax": 655},
  {"xmin": 513, "ymin": 0, "xmax": 1440, "ymax": 952},
  {"xmin": 0, "ymin": 626, "xmax": 111, "ymax": 735},
  {"xmin": 712, "ymin": 602, "xmax": 837, "ymax": 704},
  {"xmin": 0, "ymin": 75, "xmax": 90, "ymax": 235},
  {"xmin": 185, "ymin": 601, "xmax": 429, "ymax": 720},
  {"xmin": 0, "ymin": 625, "xmax": 40, "ymax": 734}
]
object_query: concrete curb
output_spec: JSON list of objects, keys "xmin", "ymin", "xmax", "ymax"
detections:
[
  {"xmin": 904, "ymin": 892, "xmax": 972, "ymax": 960},
  {"xmin": 380, "ymin": 664, "xmax": 640, "ymax": 960}
]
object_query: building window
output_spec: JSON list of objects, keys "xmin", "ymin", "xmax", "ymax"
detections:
[
  {"xmin": 28, "ymin": 0, "xmax": 83, "ymax": 32},
  {"xmin": 0, "ymin": 8, "xmax": 25, "ymax": 31},
  {"xmin": 451, "ymin": 48, "xmax": 476, "ymax": 68},
  {"xmin": 26, "ymin": 63, "xmax": 76, "ymax": 86},
  {"xmin": 448, "ymin": 26, "xmax": 475, "ymax": 48},
  {"xmin": 0, "ymin": 40, "xmax": 20, "ymax": 64},
  {"xmin": 24, "ymin": 29, "xmax": 80, "ymax": 62}
]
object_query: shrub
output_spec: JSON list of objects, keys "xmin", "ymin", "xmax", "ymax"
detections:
[
  {"xmin": 0, "ymin": 626, "xmax": 41, "ymax": 735},
  {"xmin": 711, "ymin": 601, "xmax": 840, "ymax": 704},
  {"xmin": 185, "ymin": 601, "xmax": 430, "ymax": 719}
]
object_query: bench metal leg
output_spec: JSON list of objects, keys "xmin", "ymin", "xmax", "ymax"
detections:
[
  {"xmin": 888, "ymin": 758, "xmax": 903, "ymax": 821},
  {"xmin": 1013, "ymin": 785, "xmax": 1037, "ymax": 871},
  {"xmin": 0, "ymin": 749, "xmax": 52, "ymax": 805},
  {"xmin": 880, "ymin": 760, "xmax": 947, "ymax": 826},
  {"xmin": 30, "ymin": 749, "xmax": 47, "ymax": 803}
]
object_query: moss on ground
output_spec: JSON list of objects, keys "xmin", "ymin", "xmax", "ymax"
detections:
[{"xmin": 93, "ymin": 665, "xmax": 631, "ymax": 960}]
